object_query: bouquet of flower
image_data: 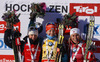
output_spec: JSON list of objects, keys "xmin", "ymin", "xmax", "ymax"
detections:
[
  {"xmin": 63, "ymin": 12, "xmax": 78, "ymax": 27},
  {"xmin": 2, "ymin": 10, "xmax": 20, "ymax": 29},
  {"xmin": 2, "ymin": 10, "xmax": 20, "ymax": 24},
  {"xmin": 29, "ymin": 2, "xmax": 46, "ymax": 19}
]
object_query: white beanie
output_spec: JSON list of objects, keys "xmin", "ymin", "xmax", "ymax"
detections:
[
  {"xmin": 70, "ymin": 28, "xmax": 80, "ymax": 36},
  {"xmin": 28, "ymin": 26, "xmax": 38, "ymax": 36}
]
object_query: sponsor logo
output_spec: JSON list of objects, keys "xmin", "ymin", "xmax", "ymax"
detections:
[
  {"xmin": 5, "ymin": 4, "xmax": 30, "ymax": 12},
  {"xmin": 46, "ymin": 5, "xmax": 68, "ymax": 13},
  {"xmin": 0, "ymin": 21, "xmax": 20, "ymax": 33},
  {"xmin": 70, "ymin": 3, "xmax": 100, "ymax": 16},
  {"xmin": 74, "ymin": 6, "xmax": 97, "ymax": 14},
  {"xmin": 0, "ymin": 55, "xmax": 14, "ymax": 62},
  {"xmin": 94, "ymin": 24, "xmax": 100, "ymax": 35},
  {"xmin": 84, "ymin": 24, "xmax": 100, "ymax": 36},
  {"xmin": 0, "ymin": 38, "xmax": 11, "ymax": 50},
  {"xmin": 5, "ymin": 4, "xmax": 68, "ymax": 14},
  {"xmin": 0, "ymin": 22, "xmax": 6, "ymax": 33}
]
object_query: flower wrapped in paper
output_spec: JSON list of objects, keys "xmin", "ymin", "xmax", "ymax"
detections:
[
  {"xmin": 2, "ymin": 10, "xmax": 20, "ymax": 24},
  {"xmin": 63, "ymin": 12, "xmax": 79, "ymax": 34},
  {"xmin": 2, "ymin": 10, "xmax": 20, "ymax": 28},
  {"xmin": 29, "ymin": 2, "xmax": 46, "ymax": 19},
  {"xmin": 63, "ymin": 12, "xmax": 78, "ymax": 27}
]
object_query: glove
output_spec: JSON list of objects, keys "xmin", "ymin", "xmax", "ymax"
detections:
[
  {"xmin": 29, "ymin": 12, "xmax": 37, "ymax": 20},
  {"xmin": 14, "ymin": 30, "xmax": 21, "ymax": 38},
  {"xmin": 57, "ymin": 44, "xmax": 63, "ymax": 52},
  {"xmin": 86, "ymin": 51, "xmax": 96, "ymax": 62},
  {"xmin": 88, "ymin": 42, "xmax": 96, "ymax": 51}
]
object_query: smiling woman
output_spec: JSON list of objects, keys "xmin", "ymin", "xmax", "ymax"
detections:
[
  {"xmin": 42, "ymin": 22, "xmax": 68, "ymax": 62},
  {"xmin": 70, "ymin": 28, "xmax": 81, "ymax": 44},
  {"xmin": 4, "ymin": 24, "xmax": 43, "ymax": 62},
  {"xmin": 66, "ymin": 28, "xmax": 96, "ymax": 62}
]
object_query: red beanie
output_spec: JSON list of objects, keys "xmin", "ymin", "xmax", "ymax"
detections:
[{"xmin": 46, "ymin": 24, "xmax": 55, "ymax": 32}]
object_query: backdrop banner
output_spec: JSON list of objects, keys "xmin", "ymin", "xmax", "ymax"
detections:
[{"xmin": 0, "ymin": 0, "xmax": 100, "ymax": 61}]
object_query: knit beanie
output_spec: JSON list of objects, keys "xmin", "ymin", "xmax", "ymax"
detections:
[
  {"xmin": 28, "ymin": 26, "xmax": 38, "ymax": 36},
  {"xmin": 70, "ymin": 28, "xmax": 80, "ymax": 36},
  {"xmin": 46, "ymin": 22, "xmax": 55, "ymax": 32}
]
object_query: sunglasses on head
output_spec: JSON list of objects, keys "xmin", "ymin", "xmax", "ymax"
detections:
[
  {"xmin": 29, "ymin": 26, "xmax": 38, "ymax": 31},
  {"xmin": 46, "ymin": 22, "xmax": 55, "ymax": 26}
]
